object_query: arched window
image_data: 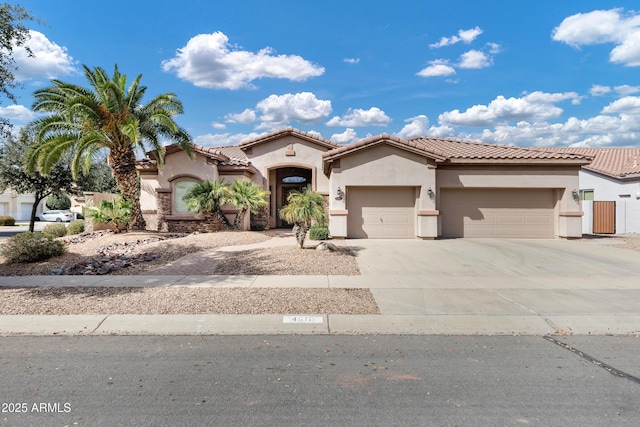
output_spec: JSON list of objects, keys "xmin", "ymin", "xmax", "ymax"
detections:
[
  {"xmin": 282, "ymin": 176, "xmax": 307, "ymax": 184},
  {"xmin": 173, "ymin": 179, "xmax": 199, "ymax": 213}
]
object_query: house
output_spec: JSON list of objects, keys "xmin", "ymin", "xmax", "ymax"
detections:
[
  {"xmin": 0, "ymin": 189, "xmax": 45, "ymax": 220},
  {"xmin": 537, "ymin": 148, "xmax": 640, "ymax": 234},
  {"xmin": 136, "ymin": 127, "xmax": 591, "ymax": 239}
]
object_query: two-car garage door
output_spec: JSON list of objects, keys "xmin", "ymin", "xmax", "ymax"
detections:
[{"xmin": 440, "ymin": 188, "xmax": 555, "ymax": 238}]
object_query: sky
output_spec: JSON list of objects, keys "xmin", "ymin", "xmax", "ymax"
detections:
[{"xmin": 3, "ymin": 1, "xmax": 640, "ymax": 150}]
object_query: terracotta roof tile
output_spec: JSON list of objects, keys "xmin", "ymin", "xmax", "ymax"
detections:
[
  {"xmin": 535, "ymin": 147, "xmax": 640, "ymax": 178},
  {"xmin": 410, "ymin": 137, "xmax": 592, "ymax": 162},
  {"xmin": 323, "ymin": 133, "xmax": 447, "ymax": 161},
  {"xmin": 239, "ymin": 127, "xmax": 340, "ymax": 150}
]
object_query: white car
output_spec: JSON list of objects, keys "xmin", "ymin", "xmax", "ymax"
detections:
[{"xmin": 38, "ymin": 210, "xmax": 74, "ymax": 222}]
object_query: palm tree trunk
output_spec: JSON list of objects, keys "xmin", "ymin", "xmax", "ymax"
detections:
[
  {"xmin": 293, "ymin": 223, "xmax": 308, "ymax": 248},
  {"xmin": 232, "ymin": 208, "xmax": 247, "ymax": 230},
  {"xmin": 216, "ymin": 208, "xmax": 232, "ymax": 229},
  {"xmin": 109, "ymin": 148, "xmax": 146, "ymax": 231}
]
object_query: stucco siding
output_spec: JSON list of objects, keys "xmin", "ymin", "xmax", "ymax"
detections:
[
  {"xmin": 328, "ymin": 144, "xmax": 437, "ymax": 238},
  {"xmin": 579, "ymin": 169, "xmax": 640, "ymax": 233},
  {"xmin": 246, "ymin": 135, "xmax": 329, "ymax": 193},
  {"xmin": 156, "ymin": 151, "xmax": 217, "ymax": 189}
]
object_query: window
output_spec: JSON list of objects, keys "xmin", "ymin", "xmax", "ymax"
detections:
[
  {"xmin": 174, "ymin": 180, "xmax": 198, "ymax": 213},
  {"xmin": 580, "ymin": 189, "xmax": 594, "ymax": 201},
  {"xmin": 282, "ymin": 176, "xmax": 307, "ymax": 184}
]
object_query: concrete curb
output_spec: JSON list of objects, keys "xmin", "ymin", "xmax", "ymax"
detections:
[{"xmin": 3, "ymin": 313, "xmax": 640, "ymax": 336}]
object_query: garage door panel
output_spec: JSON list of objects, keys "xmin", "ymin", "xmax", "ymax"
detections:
[
  {"xmin": 347, "ymin": 187, "xmax": 416, "ymax": 239},
  {"xmin": 441, "ymin": 189, "xmax": 555, "ymax": 239}
]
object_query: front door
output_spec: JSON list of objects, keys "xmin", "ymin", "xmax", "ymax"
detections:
[{"xmin": 275, "ymin": 167, "xmax": 312, "ymax": 228}]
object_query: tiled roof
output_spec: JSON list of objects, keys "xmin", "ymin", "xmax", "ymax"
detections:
[
  {"xmin": 323, "ymin": 133, "xmax": 448, "ymax": 162},
  {"xmin": 239, "ymin": 127, "xmax": 340, "ymax": 150},
  {"xmin": 535, "ymin": 147, "xmax": 640, "ymax": 178},
  {"xmin": 411, "ymin": 137, "xmax": 592, "ymax": 163}
]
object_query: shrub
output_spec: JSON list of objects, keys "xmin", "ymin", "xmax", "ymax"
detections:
[
  {"xmin": 0, "ymin": 215, "xmax": 15, "ymax": 226},
  {"xmin": 250, "ymin": 223, "xmax": 265, "ymax": 231},
  {"xmin": 309, "ymin": 224, "xmax": 330, "ymax": 240},
  {"xmin": 0, "ymin": 232, "xmax": 66, "ymax": 264},
  {"xmin": 42, "ymin": 223, "xmax": 68, "ymax": 238},
  {"xmin": 66, "ymin": 220, "xmax": 85, "ymax": 235},
  {"xmin": 87, "ymin": 196, "xmax": 132, "ymax": 232}
]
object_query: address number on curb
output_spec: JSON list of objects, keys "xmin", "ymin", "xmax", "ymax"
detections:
[{"xmin": 283, "ymin": 316, "xmax": 324, "ymax": 324}]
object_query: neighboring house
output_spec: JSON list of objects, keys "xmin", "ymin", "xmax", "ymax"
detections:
[
  {"xmin": 0, "ymin": 189, "xmax": 45, "ymax": 220},
  {"xmin": 136, "ymin": 127, "xmax": 591, "ymax": 239},
  {"xmin": 538, "ymin": 148, "xmax": 640, "ymax": 234}
]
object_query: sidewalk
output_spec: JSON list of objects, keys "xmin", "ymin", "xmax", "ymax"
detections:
[
  {"xmin": 2, "ymin": 234, "xmax": 640, "ymax": 336},
  {"xmin": 2, "ymin": 272, "xmax": 640, "ymax": 336}
]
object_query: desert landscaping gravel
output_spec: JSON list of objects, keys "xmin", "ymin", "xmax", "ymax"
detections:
[
  {"xmin": 1, "ymin": 230, "xmax": 639, "ymax": 316},
  {"xmin": 0, "ymin": 287, "xmax": 379, "ymax": 315},
  {"xmin": 0, "ymin": 229, "xmax": 369, "ymax": 315}
]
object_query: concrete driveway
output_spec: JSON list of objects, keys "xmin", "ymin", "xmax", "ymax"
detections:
[
  {"xmin": 348, "ymin": 238, "xmax": 640, "ymax": 278},
  {"xmin": 342, "ymin": 238, "xmax": 640, "ymax": 335}
]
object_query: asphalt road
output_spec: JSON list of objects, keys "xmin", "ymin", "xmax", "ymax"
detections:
[{"xmin": 1, "ymin": 335, "xmax": 639, "ymax": 426}]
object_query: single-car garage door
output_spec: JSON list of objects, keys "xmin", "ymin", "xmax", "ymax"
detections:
[
  {"xmin": 347, "ymin": 187, "xmax": 416, "ymax": 238},
  {"xmin": 440, "ymin": 188, "xmax": 555, "ymax": 238}
]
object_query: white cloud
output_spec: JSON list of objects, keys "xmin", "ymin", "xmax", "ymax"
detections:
[
  {"xmin": 397, "ymin": 115, "xmax": 430, "ymax": 138},
  {"xmin": 193, "ymin": 131, "xmax": 264, "ymax": 147},
  {"xmin": 468, "ymin": 113, "xmax": 640, "ymax": 148},
  {"xmin": 162, "ymin": 31, "xmax": 324, "ymax": 90},
  {"xmin": 344, "ymin": 58, "xmax": 360, "ymax": 64},
  {"xmin": 601, "ymin": 96, "xmax": 640, "ymax": 114},
  {"xmin": 255, "ymin": 92, "xmax": 332, "ymax": 129},
  {"xmin": 438, "ymin": 91, "xmax": 581, "ymax": 127},
  {"xmin": 12, "ymin": 31, "xmax": 76, "ymax": 81},
  {"xmin": 397, "ymin": 115, "xmax": 457, "ymax": 139},
  {"xmin": 430, "ymin": 27, "xmax": 483, "ymax": 48},
  {"xmin": 458, "ymin": 50, "xmax": 491, "ymax": 69},
  {"xmin": 486, "ymin": 43, "xmax": 502, "ymax": 54},
  {"xmin": 615, "ymin": 85, "xmax": 640, "ymax": 96},
  {"xmin": 590, "ymin": 85, "xmax": 611, "ymax": 96},
  {"xmin": 0, "ymin": 105, "xmax": 35, "ymax": 122},
  {"xmin": 416, "ymin": 59, "xmax": 456, "ymax": 77},
  {"xmin": 330, "ymin": 128, "xmax": 358, "ymax": 144},
  {"xmin": 211, "ymin": 122, "xmax": 226, "ymax": 130},
  {"xmin": 553, "ymin": 9, "xmax": 640, "ymax": 66},
  {"xmin": 326, "ymin": 107, "xmax": 391, "ymax": 127},
  {"xmin": 224, "ymin": 108, "xmax": 256, "ymax": 124}
]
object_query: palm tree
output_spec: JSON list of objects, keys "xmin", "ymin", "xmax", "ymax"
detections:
[
  {"xmin": 27, "ymin": 64, "xmax": 192, "ymax": 230},
  {"xmin": 279, "ymin": 186, "xmax": 327, "ymax": 248},
  {"xmin": 183, "ymin": 179, "xmax": 232, "ymax": 229},
  {"xmin": 228, "ymin": 179, "xmax": 269, "ymax": 229}
]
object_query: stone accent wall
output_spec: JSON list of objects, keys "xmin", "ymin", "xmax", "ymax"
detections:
[
  {"xmin": 250, "ymin": 204, "xmax": 270, "ymax": 230},
  {"xmin": 156, "ymin": 189, "xmax": 224, "ymax": 233}
]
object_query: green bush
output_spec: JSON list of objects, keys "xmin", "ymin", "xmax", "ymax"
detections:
[
  {"xmin": 66, "ymin": 220, "xmax": 85, "ymax": 235},
  {"xmin": 42, "ymin": 223, "xmax": 68, "ymax": 238},
  {"xmin": 0, "ymin": 215, "xmax": 15, "ymax": 226},
  {"xmin": 250, "ymin": 223, "xmax": 265, "ymax": 231},
  {"xmin": 0, "ymin": 232, "xmax": 66, "ymax": 264},
  {"xmin": 309, "ymin": 224, "xmax": 330, "ymax": 240}
]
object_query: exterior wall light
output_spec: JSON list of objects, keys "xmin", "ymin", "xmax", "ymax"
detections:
[
  {"xmin": 335, "ymin": 187, "xmax": 344, "ymax": 200},
  {"xmin": 571, "ymin": 189, "xmax": 579, "ymax": 201},
  {"xmin": 427, "ymin": 187, "xmax": 434, "ymax": 197}
]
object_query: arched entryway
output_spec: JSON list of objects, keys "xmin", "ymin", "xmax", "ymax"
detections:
[{"xmin": 274, "ymin": 166, "xmax": 313, "ymax": 227}]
